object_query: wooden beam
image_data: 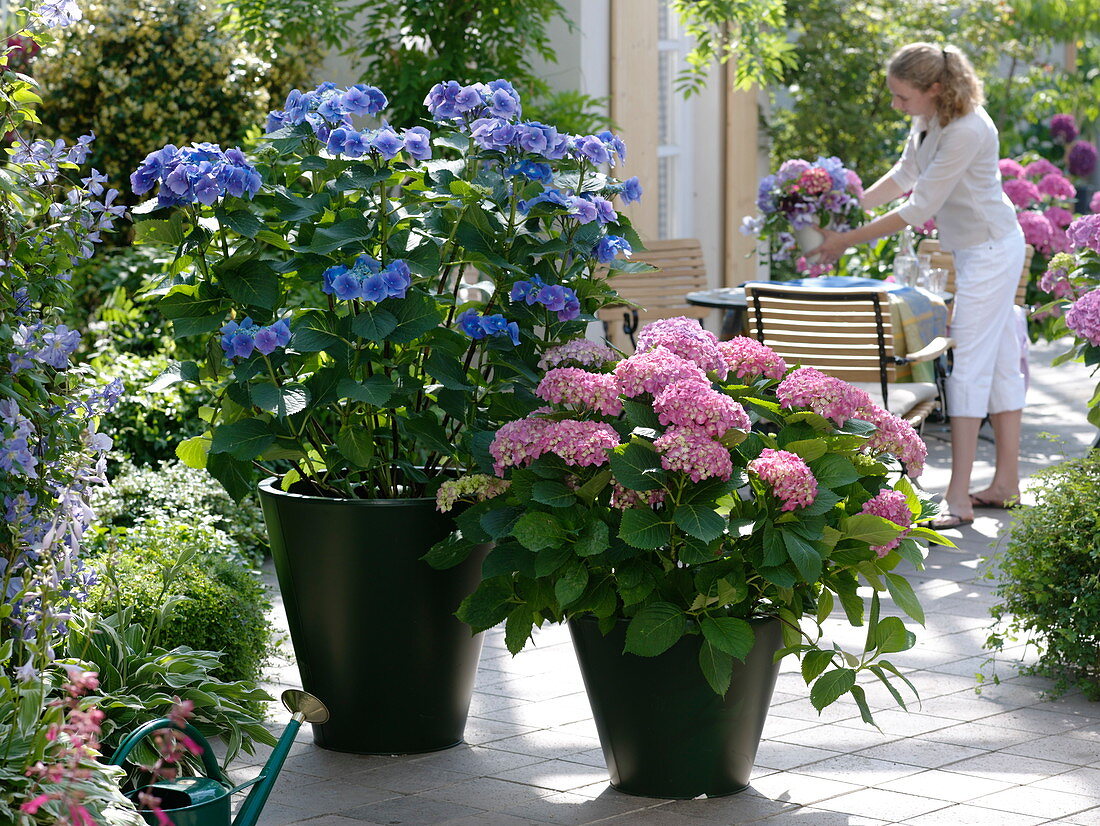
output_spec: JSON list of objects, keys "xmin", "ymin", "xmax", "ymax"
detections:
[
  {"xmin": 610, "ymin": 0, "xmax": 659, "ymax": 240},
  {"xmin": 723, "ymin": 56, "xmax": 760, "ymax": 287}
]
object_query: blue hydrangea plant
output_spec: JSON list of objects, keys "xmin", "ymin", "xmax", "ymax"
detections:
[{"xmin": 132, "ymin": 79, "xmax": 649, "ymax": 500}]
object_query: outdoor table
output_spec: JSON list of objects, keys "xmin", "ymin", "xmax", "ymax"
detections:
[{"xmin": 686, "ymin": 276, "xmax": 951, "ymax": 382}]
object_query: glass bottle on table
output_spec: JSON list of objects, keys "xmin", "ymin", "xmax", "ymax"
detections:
[{"xmin": 892, "ymin": 225, "xmax": 918, "ymax": 286}]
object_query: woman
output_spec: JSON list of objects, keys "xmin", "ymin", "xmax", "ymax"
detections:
[{"xmin": 813, "ymin": 43, "xmax": 1025, "ymax": 528}]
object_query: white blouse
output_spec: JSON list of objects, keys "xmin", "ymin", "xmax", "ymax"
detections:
[{"xmin": 888, "ymin": 106, "xmax": 1018, "ymax": 251}]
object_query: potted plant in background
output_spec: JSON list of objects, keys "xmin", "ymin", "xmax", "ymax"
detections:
[
  {"xmin": 741, "ymin": 156, "xmax": 865, "ymax": 278},
  {"xmin": 130, "ymin": 79, "xmax": 644, "ymax": 753},
  {"xmin": 431, "ymin": 318, "xmax": 946, "ymax": 798}
]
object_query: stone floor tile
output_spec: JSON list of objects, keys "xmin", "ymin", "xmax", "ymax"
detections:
[
  {"xmin": 754, "ymin": 806, "xmax": 889, "ymax": 824},
  {"xmin": 833, "ymin": 710, "xmax": 955, "ymax": 738},
  {"xmin": 900, "ymin": 803, "xmax": 1047, "ymax": 826},
  {"xmin": 435, "ymin": 814, "xmax": 550, "ymax": 826},
  {"xmin": 558, "ymin": 747, "xmax": 606, "ymax": 769},
  {"xmin": 937, "ymin": 750, "xmax": 1075, "ymax": 783},
  {"xmin": 876, "ymin": 768, "xmax": 1014, "ymax": 803},
  {"xmin": 356, "ymin": 760, "xmax": 471, "ymax": 794},
  {"xmin": 344, "ymin": 794, "xmax": 484, "ymax": 824},
  {"xmin": 1000, "ymin": 733, "xmax": 1100, "ymax": 766},
  {"xmin": 1030, "ymin": 766, "xmax": 1100, "ymax": 798},
  {"xmin": 420, "ymin": 776, "xmax": 557, "ymax": 810},
  {"xmin": 662, "ymin": 792, "xmax": 802, "ymax": 822},
  {"xmin": 969, "ymin": 784, "xmax": 1098, "ymax": 819},
  {"xmin": 1059, "ymin": 805, "xmax": 1100, "ymax": 825},
  {"xmin": 287, "ymin": 817, "xmax": 369, "ymax": 826},
  {"xmin": 411, "ymin": 744, "xmax": 547, "ymax": 776},
  {"xmin": 852, "ymin": 736, "xmax": 987, "ymax": 769},
  {"xmin": 491, "ymin": 759, "xmax": 611, "ymax": 792},
  {"xmin": 796, "ymin": 753, "xmax": 925, "ymax": 785},
  {"xmin": 753, "ymin": 739, "xmax": 844, "ymax": 771},
  {"xmin": 258, "ymin": 802, "xmax": 335, "ymax": 826},
  {"xmin": 476, "ymin": 693, "xmax": 594, "ymax": 728},
  {"xmin": 463, "ymin": 717, "xmax": 540, "ymax": 746},
  {"xmin": 977, "ymin": 706, "xmax": 1095, "ymax": 735},
  {"xmin": 487, "ymin": 730, "xmax": 601, "ymax": 760},
  {"xmin": 499, "ymin": 789, "xmax": 660, "ymax": 824},
  {"xmin": 770, "ymin": 722, "xmax": 896, "ymax": 753},
  {"xmin": 594, "ymin": 804, "xmax": 729, "ymax": 824},
  {"xmin": 918, "ymin": 720, "xmax": 1036, "ymax": 750},
  {"xmin": 812, "ymin": 787, "xmax": 949, "ymax": 820},
  {"xmin": 760, "ymin": 713, "xmax": 818, "ymax": 739},
  {"xmin": 748, "ymin": 770, "xmax": 865, "ymax": 806}
]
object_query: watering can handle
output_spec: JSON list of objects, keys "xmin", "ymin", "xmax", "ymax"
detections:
[{"xmin": 107, "ymin": 718, "xmax": 229, "ymax": 785}]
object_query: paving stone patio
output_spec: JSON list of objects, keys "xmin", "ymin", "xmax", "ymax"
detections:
[{"xmin": 243, "ymin": 339, "xmax": 1100, "ymax": 825}]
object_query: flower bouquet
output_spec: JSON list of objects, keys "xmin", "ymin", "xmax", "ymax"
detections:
[
  {"xmin": 742, "ymin": 156, "xmax": 865, "ymax": 278},
  {"xmin": 130, "ymin": 78, "xmax": 645, "ymax": 502},
  {"xmin": 431, "ymin": 317, "xmax": 945, "ymax": 722}
]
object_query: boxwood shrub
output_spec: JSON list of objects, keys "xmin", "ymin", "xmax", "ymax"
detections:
[
  {"xmin": 986, "ymin": 449, "xmax": 1100, "ymax": 698},
  {"xmin": 85, "ymin": 523, "xmax": 272, "ymax": 684}
]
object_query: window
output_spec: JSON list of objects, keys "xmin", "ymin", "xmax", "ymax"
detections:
[{"xmin": 656, "ymin": 0, "xmax": 693, "ymax": 240}]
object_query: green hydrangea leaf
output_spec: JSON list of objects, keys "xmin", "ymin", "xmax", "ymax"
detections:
[
  {"xmin": 699, "ymin": 640, "xmax": 733, "ymax": 695},
  {"xmin": 619, "ymin": 507, "xmax": 668, "ymax": 549},
  {"xmin": 809, "ymin": 667, "xmax": 857, "ymax": 711},
  {"xmin": 700, "ymin": 617, "xmax": 755, "ymax": 661},
  {"xmin": 624, "ymin": 602, "xmax": 686, "ymax": 657},
  {"xmin": 513, "ymin": 511, "xmax": 566, "ymax": 552}
]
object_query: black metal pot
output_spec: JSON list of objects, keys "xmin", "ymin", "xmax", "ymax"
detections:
[
  {"xmin": 569, "ymin": 615, "xmax": 783, "ymax": 798},
  {"xmin": 258, "ymin": 478, "xmax": 489, "ymax": 754}
]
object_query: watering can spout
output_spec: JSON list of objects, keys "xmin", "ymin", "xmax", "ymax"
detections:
[{"xmin": 232, "ymin": 689, "xmax": 329, "ymax": 826}]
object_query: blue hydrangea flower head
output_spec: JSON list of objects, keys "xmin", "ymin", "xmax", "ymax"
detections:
[
  {"xmin": 402, "ymin": 127, "xmax": 432, "ymax": 161},
  {"xmin": 371, "ymin": 127, "xmax": 404, "ymax": 160},
  {"xmin": 457, "ymin": 309, "xmax": 487, "ymax": 339},
  {"xmin": 595, "ymin": 235, "xmax": 632, "ymax": 264},
  {"xmin": 620, "ymin": 176, "xmax": 643, "ymax": 204}
]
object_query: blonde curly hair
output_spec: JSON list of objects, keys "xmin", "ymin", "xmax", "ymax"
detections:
[{"xmin": 887, "ymin": 42, "xmax": 984, "ymax": 127}]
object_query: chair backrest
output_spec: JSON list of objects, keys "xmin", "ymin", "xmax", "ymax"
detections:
[
  {"xmin": 597, "ymin": 238, "xmax": 710, "ymax": 350},
  {"xmin": 744, "ymin": 284, "xmax": 898, "ymax": 403},
  {"xmin": 916, "ymin": 237, "xmax": 1034, "ymax": 306}
]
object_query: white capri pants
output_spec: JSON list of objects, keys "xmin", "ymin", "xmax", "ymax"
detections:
[{"xmin": 946, "ymin": 228, "xmax": 1027, "ymax": 419}]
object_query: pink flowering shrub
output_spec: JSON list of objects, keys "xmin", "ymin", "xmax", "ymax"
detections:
[
  {"xmin": 1036, "ymin": 217, "xmax": 1100, "ymax": 427},
  {"xmin": 432, "ymin": 317, "xmax": 944, "ymax": 721}
]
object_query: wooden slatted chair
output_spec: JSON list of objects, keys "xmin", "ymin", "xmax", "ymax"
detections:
[
  {"xmin": 916, "ymin": 238, "xmax": 1035, "ymax": 309},
  {"xmin": 744, "ymin": 283, "xmax": 954, "ymax": 428},
  {"xmin": 598, "ymin": 238, "xmax": 710, "ymax": 351}
]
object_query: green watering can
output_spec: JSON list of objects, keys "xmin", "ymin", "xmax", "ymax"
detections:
[{"xmin": 109, "ymin": 690, "xmax": 329, "ymax": 826}]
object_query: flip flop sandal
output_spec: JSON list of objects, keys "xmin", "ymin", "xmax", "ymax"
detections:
[
  {"xmin": 926, "ymin": 513, "xmax": 974, "ymax": 530},
  {"xmin": 969, "ymin": 494, "xmax": 1020, "ymax": 510}
]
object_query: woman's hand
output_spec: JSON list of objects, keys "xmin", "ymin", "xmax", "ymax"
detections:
[{"xmin": 809, "ymin": 228, "xmax": 851, "ymax": 268}]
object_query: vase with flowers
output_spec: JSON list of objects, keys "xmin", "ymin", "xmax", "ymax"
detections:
[
  {"xmin": 430, "ymin": 317, "xmax": 946, "ymax": 798},
  {"xmin": 742, "ymin": 156, "xmax": 865, "ymax": 278},
  {"xmin": 131, "ymin": 78, "xmax": 645, "ymax": 753}
]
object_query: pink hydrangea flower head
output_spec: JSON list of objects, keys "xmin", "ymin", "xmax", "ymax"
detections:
[
  {"xmin": 540, "ymin": 419, "xmax": 621, "ymax": 468},
  {"xmin": 613, "ymin": 345, "xmax": 709, "ymax": 398},
  {"xmin": 653, "ymin": 425, "xmax": 734, "ymax": 482},
  {"xmin": 717, "ymin": 336, "xmax": 788, "ymax": 380},
  {"xmin": 653, "ymin": 379, "xmax": 751, "ymax": 438},
  {"xmin": 539, "ymin": 338, "xmax": 619, "ymax": 370},
  {"xmin": 536, "ymin": 367, "xmax": 624, "ymax": 416},
  {"xmin": 915, "ymin": 218, "xmax": 937, "ymax": 235},
  {"xmin": 1091, "ymin": 191, "xmax": 1100, "ymax": 214},
  {"xmin": 1069, "ymin": 140, "xmax": 1098, "ymax": 178},
  {"xmin": 776, "ymin": 366, "xmax": 873, "ymax": 426},
  {"xmin": 1067, "ymin": 214, "xmax": 1100, "ymax": 253},
  {"xmin": 1050, "ymin": 113, "xmax": 1079, "ymax": 144},
  {"xmin": 1037, "ymin": 172, "xmax": 1076, "ymax": 201},
  {"xmin": 846, "ymin": 168, "xmax": 864, "ymax": 198},
  {"xmin": 860, "ymin": 489, "xmax": 914, "ymax": 556},
  {"xmin": 1065, "ymin": 287, "xmax": 1100, "ymax": 345},
  {"xmin": 1044, "ymin": 205, "xmax": 1074, "ymax": 230},
  {"xmin": 635, "ymin": 317, "xmax": 728, "ymax": 377},
  {"xmin": 998, "ymin": 158, "xmax": 1024, "ymax": 179},
  {"xmin": 796, "ymin": 255, "xmax": 834, "ymax": 277},
  {"xmin": 795, "ymin": 167, "xmax": 833, "ymax": 196},
  {"xmin": 747, "ymin": 448, "xmax": 817, "ymax": 512},
  {"xmin": 490, "ymin": 416, "xmax": 555, "ymax": 475},
  {"xmin": 855, "ymin": 403, "xmax": 927, "ymax": 477},
  {"xmin": 1003, "ymin": 178, "xmax": 1040, "ymax": 209},
  {"xmin": 1023, "ymin": 158, "xmax": 1061, "ymax": 180},
  {"xmin": 610, "ymin": 483, "xmax": 667, "ymax": 510},
  {"xmin": 1017, "ymin": 210, "xmax": 1054, "ymax": 253}
]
